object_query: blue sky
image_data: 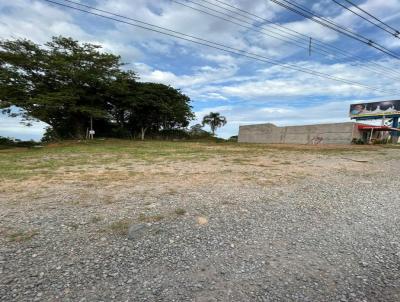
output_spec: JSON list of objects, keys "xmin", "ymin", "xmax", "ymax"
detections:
[{"xmin": 1, "ymin": 0, "xmax": 400, "ymax": 139}]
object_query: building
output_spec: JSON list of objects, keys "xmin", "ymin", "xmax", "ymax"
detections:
[
  {"xmin": 238, "ymin": 100, "xmax": 400, "ymax": 145},
  {"xmin": 238, "ymin": 120, "xmax": 399, "ymax": 145}
]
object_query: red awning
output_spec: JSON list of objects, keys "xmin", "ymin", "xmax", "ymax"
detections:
[{"xmin": 357, "ymin": 124, "xmax": 400, "ymax": 131}]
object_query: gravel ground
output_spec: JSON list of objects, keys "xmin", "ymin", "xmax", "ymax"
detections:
[{"xmin": 1, "ymin": 146, "xmax": 400, "ymax": 301}]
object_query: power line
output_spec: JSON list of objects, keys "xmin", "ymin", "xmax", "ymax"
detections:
[
  {"xmin": 172, "ymin": 0, "xmax": 331, "ymax": 55},
  {"xmin": 40, "ymin": 0, "xmax": 400, "ymax": 95},
  {"xmin": 269, "ymin": 0, "xmax": 400, "ymax": 60},
  {"xmin": 331, "ymin": 0, "xmax": 400, "ymax": 38},
  {"xmin": 176, "ymin": 0, "xmax": 400, "ymax": 82},
  {"xmin": 273, "ymin": 0, "xmax": 378, "ymax": 41},
  {"xmin": 277, "ymin": 0, "xmax": 400, "ymax": 57},
  {"xmin": 342, "ymin": 0, "xmax": 400, "ymax": 37},
  {"xmin": 50, "ymin": 0, "xmax": 400, "ymax": 84},
  {"xmin": 199, "ymin": 0, "xmax": 400, "ymax": 79}
]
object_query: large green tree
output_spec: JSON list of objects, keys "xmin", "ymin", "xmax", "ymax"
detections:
[
  {"xmin": 119, "ymin": 83, "xmax": 194, "ymax": 140},
  {"xmin": 0, "ymin": 36, "xmax": 194, "ymax": 140},
  {"xmin": 0, "ymin": 36, "xmax": 136, "ymax": 138}
]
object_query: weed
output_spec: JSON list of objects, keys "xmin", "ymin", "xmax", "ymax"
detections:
[
  {"xmin": 90, "ymin": 216, "xmax": 103, "ymax": 223},
  {"xmin": 174, "ymin": 208, "xmax": 186, "ymax": 215},
  {"xmin": 103, "ymin": 196, "xmax": 115, "ymax": 204},
  {"xmin": 67, "ymin": 222, "xmax": 79, "ymax": 230},
  {"xmin": 7, "ymin": 230, "xmax": 39, "ymax": 242},
  {"xmin": 138, "ymin": 213, "xmax": 164, "ymax": 223},
  {"xmin": 109, "ymin": 218, "xmax": 131, "ymax": 235}
]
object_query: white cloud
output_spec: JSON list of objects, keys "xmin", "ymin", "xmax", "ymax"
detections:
[
  {"xmin": 0, "ymin": 110, "xmax": 48, "ymax": 141},
  {"xmin": 134, "ymin": 62, "xmax": 239, "ymax": 90},
  {"xmin": 134, "ymin": 58, "xmax": 400, "ymax": 103}
]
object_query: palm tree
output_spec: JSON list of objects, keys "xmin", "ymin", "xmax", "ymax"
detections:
[{"xmin": 202, "ymin": 112, "xmax": 227, "ymax": 136}]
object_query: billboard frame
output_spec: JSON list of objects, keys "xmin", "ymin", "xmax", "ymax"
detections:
[{"xmin": 349, "ymin": 100, "xmax": 400, "ymax": 120}]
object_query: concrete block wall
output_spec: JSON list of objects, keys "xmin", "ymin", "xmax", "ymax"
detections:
[{"xmin": 238, "ymin": 122, "xmax": 357, "ymax": 144}]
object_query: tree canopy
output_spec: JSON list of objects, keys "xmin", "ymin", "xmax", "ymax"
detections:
[{"xmin": 0, "ymin": 36, "xmax": 193, "ymax": 140}]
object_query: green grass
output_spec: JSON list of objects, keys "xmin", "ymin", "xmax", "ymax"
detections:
[
  {"xmin": 174, "ymin": 208, "xmax": 186, "ymax": 215},
  {"xmin": 109, "ymin": 218, "xmax": 131, "ymax": 235},
  {"xmin": 7, "ymin": 229, "xmax": 39, "ymax": 242},
  {"xmin": 0, "ymin": 139, "xmax": 385, "ymax": 181},
  {"xmin": 138, "ymin": 213, "xmax": 165, "ymax": 223}
]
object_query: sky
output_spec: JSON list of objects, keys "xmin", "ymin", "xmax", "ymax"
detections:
[{"xmin": 1, "ymin": 0, "xmax": 400, "ymax": 140}]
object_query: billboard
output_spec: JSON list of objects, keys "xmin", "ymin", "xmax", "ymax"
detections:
[{"xmin": 350, "ymin": 100, "xmax": 400, "ymax": 118}]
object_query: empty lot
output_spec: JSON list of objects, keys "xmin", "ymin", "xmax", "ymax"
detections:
[{"xmin": 1, "ymin": 140, "xmax": 399, "ymax": 301}]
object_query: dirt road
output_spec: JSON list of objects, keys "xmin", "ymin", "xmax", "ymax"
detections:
[{"xmin": 1, "ymin": 141, "xmax": 399, "ymax": 301}]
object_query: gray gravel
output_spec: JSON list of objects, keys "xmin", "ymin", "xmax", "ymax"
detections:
[{"xmin": 1, "ymin": 160, "xmax": 400, "ymax": 301}]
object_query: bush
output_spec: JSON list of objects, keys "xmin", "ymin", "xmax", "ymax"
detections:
[
  {"xmin": 352, "ymin": 138, "xmax": 364, "ymax": 145},
  {"xmin": 188, "ymin": 124, "xmax": 212, "ymax": 139},
  {"xmin": 41, "ymin": 127, "xmax": 59, "ymax": 142},
  {"xmin": 0, "ymin": 136, "xmax": 15, "ymax": 146},
  {"xmin": 373, "ymin": 138, "xmax": 390, "ymax": 144},
  {"xmin": 0, "ymin": 136, "xmax": 39, "ymax": 148},
  {"xmin": 110, "ymin": 127, "xmax": 132, "ymax": 139},
  {"xmin": 156, "ymin": 129, "xmax": 190, "ymax": 140}
]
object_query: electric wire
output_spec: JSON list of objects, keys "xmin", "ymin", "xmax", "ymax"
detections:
[
  {"xmin": 269, "ymin": 0, "xmax": 400, "ymax": 60},
  {"xmin": 199, "ymin": 0, "xmax": 400, "ymax": 79},
  {"xmin": 175, "ymin": 0, "xmax": 400, "ymax": 81},
  {"xmin": 342, "ymin": 0, "xmax": 400, "ymax": 36},
  {"xmin": 331, "ymin": 0, "xmax": 397, "ymax": 38},
  {"xmin": 40, "ymin": 0, "xmax": 400, "ymax": 95}
]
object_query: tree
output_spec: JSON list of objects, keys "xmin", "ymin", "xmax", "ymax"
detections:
[
  {"xmin": 0, "ymin": 36, "xmax": 194, "ymax": 140},
  {"xmin": 202, "ymin": 112, "xmax": 227, "ymax": 136},
  {"xmin": 112, "ymin": 83, "xmax": 194, "ymax": 140},
  {"xmin": 135, "ymin": 83, "xmax": 194, "ymax": 140},
  {"xmin": 0, "ymin": 36, "xmax": 136, "ymax": 138}
]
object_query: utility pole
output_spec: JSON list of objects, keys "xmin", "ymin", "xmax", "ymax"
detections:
[{"xmin": 89, "ymin": 116, "xmax": 95, "ymax": 139}]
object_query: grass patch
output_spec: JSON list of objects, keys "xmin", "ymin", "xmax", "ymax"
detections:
[
  {"xmin": 7, "ymin": 229, "xmax": 39, "ymax": 242},
  {"xmin": 0, "ymin": 139, "xmax": 398, "ymax": 184},
  {"xmin": 231, "ymin": 158, "xmax": 253, "ymax": 165},
  {"xmin": 138, "ymin": 213, "xmax": 164, "ymax": 223},
  {"xmin": 174, "ymin": 208, "xmax": 186, "ymax": 215},
  {"xmin": 109, "ymin": 218, "xmax": 131, "ymax": 235},
  {"xmin": 102, "ymin": 196, "xmax": 116, "ymax": 204},
  {"xmin": 90, "ymin": 215, "xmax": 103, "ymax": 223},
  {"xmin": 66, "ymin": 222, "xmax": 79, "ymax": 230}
]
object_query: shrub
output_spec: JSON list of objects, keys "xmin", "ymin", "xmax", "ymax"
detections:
[
  {"xmin": 352, "ymin": 138, "xmax": 364, "ymax": 145},
  {"xmin": 41, "ymin": 127, "xmax": 59, "ymax": 142},
  {"xmin": 0, "ymin": 136, "xmax": 39, "ymax": 148}
]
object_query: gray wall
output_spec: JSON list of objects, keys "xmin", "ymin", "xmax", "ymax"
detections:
[{"xmin": 238, "ymin": 122, "xmax": 358, "ymax": 144}]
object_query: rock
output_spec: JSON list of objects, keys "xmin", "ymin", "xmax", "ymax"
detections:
[{"xmin": 196, "ymin": 217, "xmax": 208, "ymax": 225}]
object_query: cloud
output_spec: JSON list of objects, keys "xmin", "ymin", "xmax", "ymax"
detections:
[
  {"xmin": 0, "ymin": 110, "xmax": 48, "ymax": 141},
  {"xmin": 0, "ymin": 0, "xmax": 88, "ymax": 43},
  {"xmin": 134, "ymin": 62, "xmax": 239, "ymax": 90},
  {"xmin": 135, "ymin": 57, "xmax": 400, "ymax": 104}
]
